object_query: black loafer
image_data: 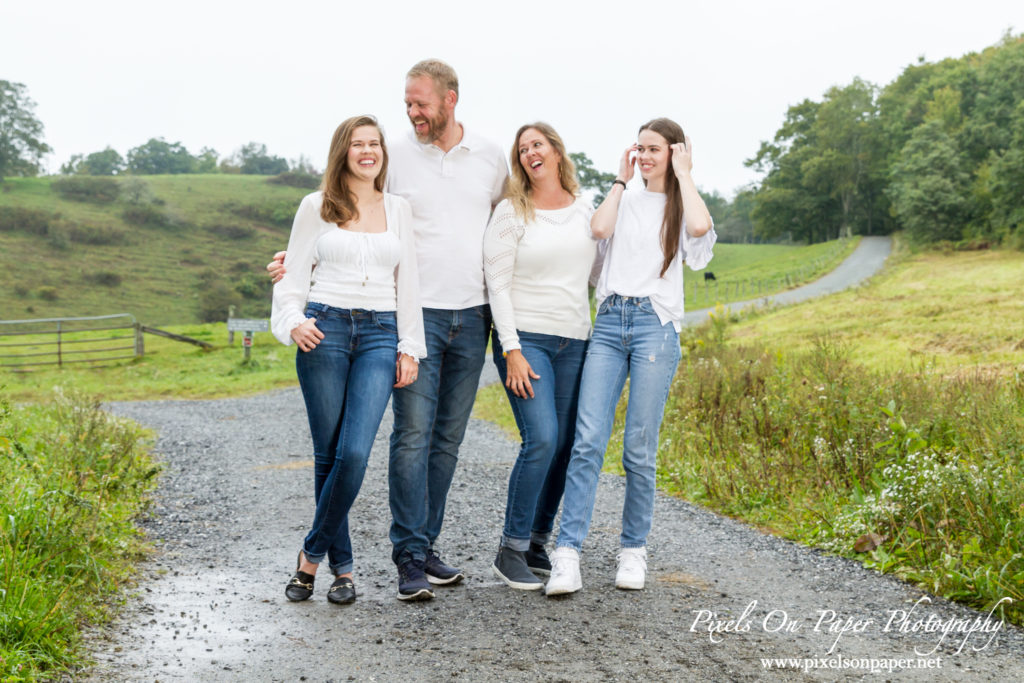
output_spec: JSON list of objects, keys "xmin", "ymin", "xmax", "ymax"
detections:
[
  {"xmin": 285, "ymin": 550, "xmax": 316, "ymax": 601},
  {"xmin": 327, "ymin": 576, "xmax": 356, "ymax": 605}
]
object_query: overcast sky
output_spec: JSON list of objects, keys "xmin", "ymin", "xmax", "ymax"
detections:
[{"xmin": 4, "ymin": 0, "xmax": 1022, "ymax": 197}]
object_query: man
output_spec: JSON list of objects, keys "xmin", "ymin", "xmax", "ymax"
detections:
[{"xmin": 270, "ymin": 59, "xmax": 507, "ymax": 601}]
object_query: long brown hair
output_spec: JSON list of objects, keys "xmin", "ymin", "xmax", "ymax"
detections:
[
  {"xmin": 505, "ymin": 122, "xmax": 579, "ymax": 221},
  {"xmin": 639, "ymin": 118, "xmax": 685, "ymax": 278},
  {"xmin": 320, "ymin": 115, "xmax": 388, "ymax": 225}
]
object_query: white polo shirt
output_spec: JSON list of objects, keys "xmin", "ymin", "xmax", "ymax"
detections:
[{"xmin": 386, "ymin": 128, "xmax": 508, "ymax": 310}]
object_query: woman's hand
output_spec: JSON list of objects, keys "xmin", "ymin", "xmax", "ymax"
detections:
[
  {"xmin": 290, "ymin": 318, "xmax": 324, "ymax": 352},
  {"xmin": 618, "ymin": 144, "xmax": 638, "ymax": 184},
  {"xmin": 504, "ymin": 349, "xmax": 540, "ymax": 399},
  {"xmin": 267, "ymin": 251, "xmax": 287, "ymax": 284},
  {"xmin": 395, "ymin": 353, "xmax": 419, "ymax": 388},
  {"xmin": 671, "ymin": 136, "xmax": 694, "ymax": 178}
]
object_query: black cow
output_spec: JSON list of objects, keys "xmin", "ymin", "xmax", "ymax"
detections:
[{"xmin": 704, "ymin": 271, "xmax": 717, "ymax": 281}]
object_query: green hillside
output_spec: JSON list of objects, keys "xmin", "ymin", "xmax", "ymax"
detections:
[
  {"xmin": 0, "ymin": 175, "xmax": 307, "ymax": 325},
  {"xmin": 0, "ymin": 175, "xmax": 855, "ymax": 325}
]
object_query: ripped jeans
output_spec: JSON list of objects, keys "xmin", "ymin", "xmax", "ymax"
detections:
[{"xmin": 556, "ymin": 295, "xmax": 681, "ymax": 551}]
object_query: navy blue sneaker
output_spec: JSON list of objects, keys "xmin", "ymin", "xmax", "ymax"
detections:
[
  {"xmin": 424, "ymin": 549, "xmax": 465, "ymax": 586},
  {"xmin": 397, "ymin": 559, "xmax": 434, "ymax": 602},
  {"xmin": 525, "ymin": 542, "xmax": 552, "ymax": 576}
]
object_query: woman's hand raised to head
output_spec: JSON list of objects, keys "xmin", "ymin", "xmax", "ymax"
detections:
[
  {"xmin": 671, "ymin": 136, "xmax": 694, "ymax": 177},
  {"xmin": 618, "ymin": 144, "xmax": 638, "ymax": 184},
  {"xmin": 290, "ymin": 317, "xmax": 324, "ymax": 352},
  {"xmin": 267, "ymin": 251, "xmax": 287, "ymax": 284}
]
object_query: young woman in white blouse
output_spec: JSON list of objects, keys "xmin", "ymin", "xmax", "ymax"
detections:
[
  {"xmin": 546, "ymin": 118, "xmax": 715, "ymax": 596},
  {"xmin": 483, "ymin": 123, "xmax": 598, "ymax": 590},
  {"xmin": 271, "ymin": 115, "xmax": 425, "ymax": 605}
]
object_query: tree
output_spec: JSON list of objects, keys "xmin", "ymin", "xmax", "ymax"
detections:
[
  {"xmin": 127, "ymin": 138, "xmax": 194, "ymax": 174},
  {"xmin": 77, "ymin": 147, "xmax": 125, "ymax": 175},
  {"xmin": 193, "ymin": 147, "xmax": 219, "ymax": 173},
  {"xmin": 236, "ymin": 142, "xmax": 288, "ymax": 175},
  {"xmin": 888, "ymin": 120, "xmax": 970, "ymax": 243},
  {"xmin": 569, "ymin": 152, "xmax": 616, "ymax": 204},
  {"xmin": 0, "ymin": 80, "xmax": 52, "ymax": 180}
]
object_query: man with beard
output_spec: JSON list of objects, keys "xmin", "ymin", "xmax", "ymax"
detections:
[{"xmin": 269, "ymin": 59, "xmax": 507, "ymax": 601}]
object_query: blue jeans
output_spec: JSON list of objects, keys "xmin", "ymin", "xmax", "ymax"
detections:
[
  {"xmin": 556, "ymin": 295, "xmax": 681, "ymax": 551},
  {"xmin": 388, "ymin": 305, "xmax": 491, "ymax": 564},
  {"xmin": 295, "ymin": 303, "xmax": 397, "ymax": 576},
  {"xmin": 492, "ymin": 330, "xmax": 586, "ymax": 551}
]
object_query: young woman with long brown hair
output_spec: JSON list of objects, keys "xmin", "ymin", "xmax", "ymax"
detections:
[
  {"xmin": 546, "ymin": 117, "xmax": 715, "ymax": 596},
  {"xmin": 271, "ymin": 115, "xmax": 424, "ymax": 605}
]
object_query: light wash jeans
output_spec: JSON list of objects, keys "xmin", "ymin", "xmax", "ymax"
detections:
[
  {"xmin": 556, "ymin": 295, "xmax": 681, "ymax": 551},
  {"xmin": 388, "ymin": 305, "xmax": 491, "ymax": 565},
  {"xmin": 295, "ymin": 303, "xmax": 397, "ymax": 576},
  {"xmin": 492, "ymin": 330, "xmax": 586, "ymax": 551}
]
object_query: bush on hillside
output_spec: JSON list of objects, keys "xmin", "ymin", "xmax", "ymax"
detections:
[
  {"xmin": 206, "ymin": 223, "xmax": 255, "ymax": 239},
  {"xmin": 0, "ymin": 206, "xmax": 53, "ymax": 235},
  {"xmin": 51, "ymin": 176, "xmax": 120, "ymax": 203},
  {"xmin": 36, "ymin": 286, "xmax": 58, "ymax": 301},
  {"xmin": 84, "ymin": 271, "xmax": 122, "ymax": 287},
  {"xmin": 67, "ymin": 224, "xmax": 130, "ymax": 246},
  {"xmin": 196, "ymin": 278, "xmax": 242, "ymax": 323},
  {"xmin": 267, "ymin": 171, "xmax": 320, "ymax": 190},
  {"xmin": 121, "ymin": 204, "xmax": 185, "ymax": 231},
  {"xmin": 221, "ymin": 200, "xmax": 295, "ymax": 229}
]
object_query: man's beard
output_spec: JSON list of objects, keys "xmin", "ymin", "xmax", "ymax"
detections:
[{"xmin": 412, "ymin": 109, "xmax": 449, "ymax": 144}]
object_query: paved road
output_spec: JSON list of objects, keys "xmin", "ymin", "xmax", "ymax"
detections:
[
  {"xmin": 84, "ymin": 234, "xmax": 1024, "ymax": 681},
  {"xmin": 683, "ymin": 236, "xmax": 893, "ymax": 326}
]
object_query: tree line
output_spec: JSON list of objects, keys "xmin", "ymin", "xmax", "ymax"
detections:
[
  {"xmin": 58, "ymin": 140, "xmax": 315, "ymax": 177},
  {"xmin": 5, "ymin": 34, "xmax": 1024, "ymax": 246},
  {"xmin": 733, "ymin": 32, "xmax": 1024, "ymax": 247}
]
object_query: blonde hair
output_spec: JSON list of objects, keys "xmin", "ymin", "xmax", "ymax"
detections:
[
  {"xmin": 406, "ymin": 59, "xmax": 459, "ymax": 99},
  {"xmin": 320, "ymin": 115, "xmax": 388, "ymax": 226},
  {"xmin": 505, "ymin": 122, "xmax": 579, "ymax": 222}
]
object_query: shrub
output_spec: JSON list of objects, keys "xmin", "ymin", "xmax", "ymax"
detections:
[
  {"xmin": 0, "ymin": 206, "xmax": 52, "ymax": 235},
  {"xmin": 0, "ymin": 392, "xmax": 157, "ymax": 679},
  {"xmin": 51, "ymin": 176, "xmax": 120, "ymax": 203},
  {"xmin": 267, "ymin": 171, "xmax": 320, "ymax": 189},
  {"xmin": 119, "ymin": 177, "xmax": 155, "ymax": 205},
  {"xmin": 206, "ymin": 223, "xmax": 255, "ymax": 239},
  {"xmin": 196, "ymin": 279, "xmax": 242, "ymax": 323},
  {"xmin": 121, "ymin": 205, "xmax": 185, "ymax": 231},
  {"xmin": 67, "ymin": 224, "xmax": 130, "ymax": 246},
  {"xmin": 36, "ymin": 287, "xmax": 58, "ymax": 301},
  {"xmin": 85, "ymin": 271, "xmax": 122, "ymax": 287},
  {"xmin": 221, "ymin": 200, "xmax": 296, "ymax": 228}
]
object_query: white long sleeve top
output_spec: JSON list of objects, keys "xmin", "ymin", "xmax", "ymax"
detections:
[
  {"xmin": 271, "ymin": 192, "xmax": 427, "ymax": 358},
  {"xmin": 483, "ymin": 198, "xmax": 597, "ymax": 351},
  {"xmin": 595, "ymin": 188, "xmax": 716, "ymax": 331}
]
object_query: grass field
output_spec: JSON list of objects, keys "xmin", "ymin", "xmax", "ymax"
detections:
[{"xmin": 475, "ymin": 244, "xmax": 1024, "ymax": 625}]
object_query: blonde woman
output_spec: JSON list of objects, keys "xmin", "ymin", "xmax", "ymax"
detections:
[
  {"xmin": 272, "ymin": 115, "xmax": 425, "ymax": 605},
  {"xmin": 484, "ymin": 123, "xmax": 598, "ymax": 590}
]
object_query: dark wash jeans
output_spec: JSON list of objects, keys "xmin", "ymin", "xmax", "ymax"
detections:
[
  {"xmin": 492, "ymin": 329, "xmax": 586, "ymax": 550},
  {"xmin": 296, "ymin": 302, "xmax": 397, "ymax": 576},
  {"xmin": 388, "ymin": 305, "xmax": 491, "ymax": 565}
]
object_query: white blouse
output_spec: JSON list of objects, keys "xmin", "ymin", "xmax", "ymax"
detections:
[
  {"xmin": 483, "ymin": 197, "xmax": 598, "ymax": 351},
  {"xmin": 595, "ymin": 188, "xmax": 716, "ymax": 331},
  {"xmin": 271, "ymin": 192, "xmax": 426, "ymax": 358}
]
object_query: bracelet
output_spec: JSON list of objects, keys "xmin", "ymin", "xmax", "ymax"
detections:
[{"xmin": 612, "ymin": 179, "xmax": 626, "ymax": 189}]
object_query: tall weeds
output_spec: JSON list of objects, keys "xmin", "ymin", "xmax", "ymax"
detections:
[
  {"xmin": 0, "ymin": 389, "xmax": 158, "ymax": 679},
  {"xmin": 655, "ymin": 317, "xmax": 1023, "ymax": 625}
]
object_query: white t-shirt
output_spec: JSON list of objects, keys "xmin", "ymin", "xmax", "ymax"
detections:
[
  {"xmin": 270, "ymin": 192, "xmax": 426, "ymax": 359},
  {"xmin": 595, "ymin": 188, "xmax": 716, "ymax": 331},
  {"xmin": 386, "ymin": 128, "xmax": 508, "ymax": 309},
  {"xmin": 483, "ymin": 198, "xmax": 597, "ymax": 351}
]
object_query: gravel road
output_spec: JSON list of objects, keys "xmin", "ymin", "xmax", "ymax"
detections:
[{"xmin": 83, "ymin": 235, "xmax": 1024, "ymax": 681}]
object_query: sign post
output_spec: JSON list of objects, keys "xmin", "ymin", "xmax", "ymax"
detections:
[{"xmin": 226, "ymin": 318, "xmax": 269, "ymax": 361}]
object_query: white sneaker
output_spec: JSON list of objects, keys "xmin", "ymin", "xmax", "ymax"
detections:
[
  {"xmin": 615, "ymin": 547, "xmax": 647, "ymax": 590},
  {"xmin": 545, "ymin": 547, "xmax": 582, "ymax": 596}
]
